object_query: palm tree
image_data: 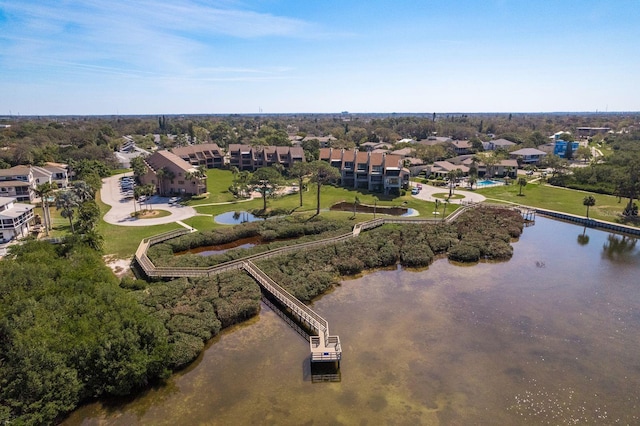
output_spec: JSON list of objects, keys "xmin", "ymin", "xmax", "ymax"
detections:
[
  {"xmin": 34, "ymin": 182, "xmax": 57, "ymax": 236},
  {"xmin": 441, "ymin": 199, "xmax": 448, "ymax": 221},
  {"xmin": 447, "ymin": 169, "xmax": 462, "ymax": 197},
  {"xmin": 155, "ymin": 167, "xmax": 166, "ymax": 196},
  {"xmin": 467, "ymin": 175, "xmax": 477, "ymax": 190},
  {"xmin": 308, "ymin": 161, "xmax": 341, "ymax": 215},
  {"xmin": 517, "ymin": 177, "xmax": 527, "ymax": 196},
  {"xmin": 289, "ymin": 162, "xmax": 310, "ymax": 207},
  {"xmin": 55, "ymin": 190, "xmax": 80, "ymax": 233},
  {"xmin": 583, "ymin": 195, "xmax": 596, "ymax": 218},
  {"xmin": 72, "ymin": 180, "xmax": 94, "ymax": 202}
]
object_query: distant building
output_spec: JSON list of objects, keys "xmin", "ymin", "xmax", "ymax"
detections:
[
  {"xmin": 428, "ymin": 161, "xmax": 469, "ymax": 178},
  {"xmin": 576, "ymin": 127, "xmax": 611, "ymax": 138},
  {"xmin": 553, "ymin": 140, "xmax": 581, "ymax": 158},
  {"xmin": 510, "ymin": 148, "xmax": 548, "ymax": 165},
  {"xmin": 302, "ymin": 135, "xmax": 337, "ymax": 148},
  {"xmin": 460, "ymin": 158, "xmax": 518, "ymax": 178},
  {"xmin": 360, "ymin": 142, "xmax": 392, "ymax": 152},
  {"xmin": 448, "ymin": 140, "xmax": 473, "ymax": 155},
  {"xmin": 482, "ymin": 138, "xmax": 517, "ymax": 151}
]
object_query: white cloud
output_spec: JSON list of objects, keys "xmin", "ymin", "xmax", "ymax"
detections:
[{"xmin": 0, "ymin": 0, "xmax": 313, "ymax": 82}]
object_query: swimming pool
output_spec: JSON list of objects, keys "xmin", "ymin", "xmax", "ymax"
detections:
[{"xmin": 476, "ymin": 179, "xmax": 502, "ymax": 187}]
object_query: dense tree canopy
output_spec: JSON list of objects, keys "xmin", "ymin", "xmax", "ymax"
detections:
[{"xmin": 0, "ymin": 240, "xmax": 170, "ymax": 424}]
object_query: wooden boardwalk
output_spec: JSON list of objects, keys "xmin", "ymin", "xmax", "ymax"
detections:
[
  {"xmin": 243, "ymin": 261, "xmax": 341, "ymax": 363},
  {"xmin": 134, "ymin": 209, "xmax": 474, "ymax": 363}
]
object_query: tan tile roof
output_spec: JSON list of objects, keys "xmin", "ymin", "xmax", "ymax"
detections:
[
  {"xmin": 145, "ymin": 150, "xmax": 194, "ymax": 174},
  {"xmin": 319, "ymin": 148, "xmax": 332, "ymax": 160},
  {"xmin": 355, "ymin": 151, "xmax": 369, "ymax": 163},
  {"xmin": 0, "ymin": 165, "xmax": 31, "ymax": 177},
  {"xmin": 330, "ymin": 149, "xmax": 344, "ymax": 160},
  {"xmin": 172, "ymin": 143, "xmax": 224, "ymax": 158},
  {"xmin": 384, "ymin": 154, "xmax": 403, "ymax": 169}
]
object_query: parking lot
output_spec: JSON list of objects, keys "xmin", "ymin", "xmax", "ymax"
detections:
[{"xmin": 101, "ymin": 174, "xmax": 198, "ymax": 226}]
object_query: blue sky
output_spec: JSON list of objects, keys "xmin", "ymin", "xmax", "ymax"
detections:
[{"xmin": 1, "ymin": 0, "xmax": 639, "ymax": 115}]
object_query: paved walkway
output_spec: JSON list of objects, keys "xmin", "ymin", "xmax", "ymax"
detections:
[
  {"xmin": 101, "ymin": 174, "xmax": 199, "ymax": 227},
  {"xmin": 409, "ymin": 182, "xmax": 486, "ymax": 204}
]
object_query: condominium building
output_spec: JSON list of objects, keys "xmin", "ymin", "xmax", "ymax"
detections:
[
  {"xmin": 319, "ymin": 148, "xmax": 409, "ymax": 195},
  {"xmin": 227, "ymin": 144, "xmax": 304, "ymax": 171},
  {"xmin": 171, "ymin": 143, "xmax": 225, "ymax": 169},
  {"xmin": 140, "ymin": 150, "xmax": 207, "ymax": 196}
]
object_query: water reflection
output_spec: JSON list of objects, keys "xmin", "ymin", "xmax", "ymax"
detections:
[
  {"xmin": 214, "ymin": 211, "xmax": 263, "ymax": 225},
  {"xmin": 602, "ymin": 233, "xmax": 639, "ymax": 263},
  {"xmin": 577, "ymin": 227, "xmax": 590, "ymax": 245}
]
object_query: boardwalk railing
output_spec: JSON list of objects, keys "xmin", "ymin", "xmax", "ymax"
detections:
[
  {"xmin": 132, "ymin": 206, "xmax": 479, "ymax": 364},
  {"xmin": 135, "ymin": 209, "xmax": 473, "ymax": 279},
  {"xmin": 243, "ymin": 261, "xmax": 341, "ymax": 362}
]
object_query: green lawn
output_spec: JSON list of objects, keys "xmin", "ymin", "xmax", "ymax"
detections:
[
  {"xmin": 188, "ymin": 169, "xmax": 237, "ymax": 205},
  {"xmin": 476, "ymin": 181, "xmax": 631, "ymax": 223},
  {"xmin": 190, "ymin": 183, "xmax": 448, "ymax": 224},
  {"xmin": 96, "ymin": 195, "xmax": 183, "ymax": 258}
]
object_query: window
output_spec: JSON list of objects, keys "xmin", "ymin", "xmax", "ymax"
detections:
[{"xmin": 178, "ymin": 180, "xmax": 185, "ymax": 184}]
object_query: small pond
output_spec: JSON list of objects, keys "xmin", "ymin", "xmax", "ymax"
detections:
[
  {"xmin": 214, "ymin": 211, "xmax": 264, "ymax": 225},
  {"xmin": 178, "ymin": 236, "xmax": 260, "ymax": 256}
]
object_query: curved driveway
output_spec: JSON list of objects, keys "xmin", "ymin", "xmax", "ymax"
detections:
[
  {"xmin": 101, "ymin": 174, "xmax": 198, "ymax": 226},
  {"xmin": 410, "ymin": 182, "xmax": 486, "ymax": 204}
]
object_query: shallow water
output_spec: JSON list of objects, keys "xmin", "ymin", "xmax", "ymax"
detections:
[{"xmin": 64, "ymin": 217, "xmax": 640, "ymax": 425}]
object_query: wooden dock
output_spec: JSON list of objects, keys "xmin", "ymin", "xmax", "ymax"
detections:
[{"xmin": 242, "ymin": 261, "xmax": 341, "ymax": 363}]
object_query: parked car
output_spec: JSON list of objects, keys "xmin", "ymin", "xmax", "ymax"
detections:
[{"xmin": 411, "ymin": 187, "xmax": 419, "ymax": 195}]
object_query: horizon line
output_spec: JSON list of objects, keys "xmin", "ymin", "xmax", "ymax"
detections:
[{"xmin": 2, "ymin": 110, "xmax": 639, "ymax": 119}]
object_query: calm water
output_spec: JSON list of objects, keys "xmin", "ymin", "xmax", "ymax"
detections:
[
  {"xmin": 214, "ymin": 211, "xmax": 264, "ymax": 225},
  {"xmin": 64, "ymin": 217, "xmax": 640, "ymax": 425}
]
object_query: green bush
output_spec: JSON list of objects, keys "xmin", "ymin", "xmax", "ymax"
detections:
[
  {"xmin": 448, "ymin": 242, "xmax": 481, "ymax": 262},
  {"xmin": 333, "ymin": 257, "xmax": 365, "ymax": 275},
  {"xmin": 120, "ymin": 276, "xmax": 147, "ymax": 290},
  {"xmin": 168, "ymin": 332, "xmax": 205, "ymax": 369},
  {"xmin": 400, "ymin": 245, "xmax": 434, "ymax": 267}
]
